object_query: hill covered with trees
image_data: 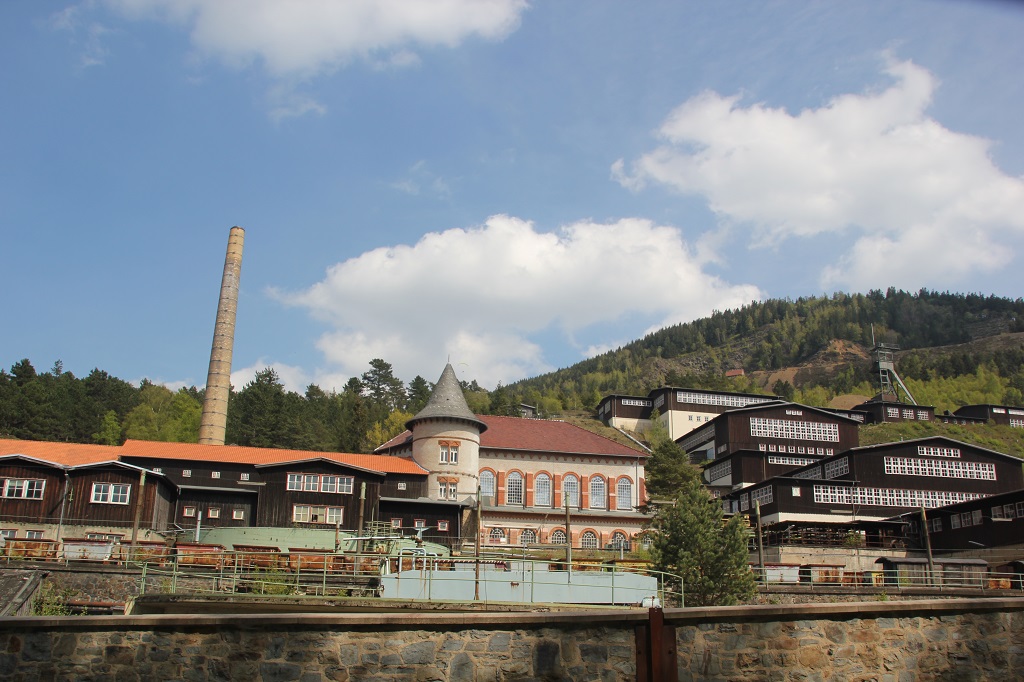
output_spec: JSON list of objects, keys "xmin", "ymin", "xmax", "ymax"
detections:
[{"xmin": 2, "ymin": 288, "xmax": 1022, "ymax": 453}]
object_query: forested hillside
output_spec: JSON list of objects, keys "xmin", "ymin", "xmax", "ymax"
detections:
[{"xmin": 2, "ymin": 289, "xmax": 1022, "ymax": 453}]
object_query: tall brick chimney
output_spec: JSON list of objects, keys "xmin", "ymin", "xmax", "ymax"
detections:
[{"xmin": 198, "ymin": 226, "xmax": 244, "ymax": 445}]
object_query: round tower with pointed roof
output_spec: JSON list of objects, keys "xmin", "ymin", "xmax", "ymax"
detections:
[{"xmin": 406, "ymin": 364, "xmax": 487, "ymax": 503}]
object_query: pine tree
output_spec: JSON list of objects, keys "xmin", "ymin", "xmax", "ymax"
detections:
[{"xmin": 650, "ymin": 475, "xmax": 756, "ymax": 607}]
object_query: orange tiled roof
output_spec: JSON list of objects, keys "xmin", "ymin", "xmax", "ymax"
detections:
[
  {"xmin": 119, "ymin": 440, "xmax": 427, "ymax": 474},
  {"xmin": 0, "ymin": 439, "xmax": 122, "ymax": 467},
  {"xmin": 378, "ymin": 415, "xmax": 645, "ymax": 459}
]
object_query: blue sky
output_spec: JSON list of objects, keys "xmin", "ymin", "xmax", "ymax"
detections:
[{"xmin": 3, "ymin": 1, "xmax": 1023, "ymax": 393}]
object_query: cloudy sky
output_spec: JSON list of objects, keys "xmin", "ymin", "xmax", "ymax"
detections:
[{"xmin": 3, "ymin": 1, "xmax": 1023, "ymax": 392}]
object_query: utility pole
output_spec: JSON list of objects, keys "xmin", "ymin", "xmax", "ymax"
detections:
[
  {"xmin": 565, "ymin": 493, "xmax": 572, "ymax": 582},
  {"xmin": 130, "ymin": 470, "xmax": 147, "ymax": 561},
  {"xmin": 754, "ymin": 500, "xmax": 765, "ymax": 583},
  {"xmin": 920, "ymin": 507, "xmax": 935, "ymax": 586}
]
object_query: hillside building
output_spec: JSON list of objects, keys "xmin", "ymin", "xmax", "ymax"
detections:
[{"xmin": 597, "ymin": 387, "xmax": 777, "ymax": 440}]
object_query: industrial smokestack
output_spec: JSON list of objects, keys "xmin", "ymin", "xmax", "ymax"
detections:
[{"xmin": 198, "ymin": 226, "xmax": 244, "ymax": 445}]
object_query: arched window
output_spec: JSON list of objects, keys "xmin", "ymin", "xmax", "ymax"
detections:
[
  {"xmin": 580, "ymin": 531, "xmax": 599, "ymax": 549},
  {"xmin": 616, "ymin": 477, "xmax": 633, "ymax": 510},
  {"xmin": 610, "ymin": 531, "xmax": 629, "ymax": 549},
  {"xmin": 550, "ymin": 529, "xmax": 567, "ymax": 544},
  {"xmin": 480, "ymin": 470, "xmax": 495, "ymax": 505},
  {"xmin": 520, "ymin": 529, "xmax": 537, "ymax": 545},
  {"xmin": 488, "ymin": 527, "xmax": 505, "ymax": 543},
  {"xmin": 589, "ymin": 476, "xmax": 606, "ymax": 509},
  {"xmin": 563, "ymin": 474, "xmax": 580, "ymax": 508},
  {"xmin": 534, "ymin": 473, "xmax": 552, "ymax": 507},
  {"xmin": 506, "ymin": 471, "xmax": 524, "ymax": 506}
]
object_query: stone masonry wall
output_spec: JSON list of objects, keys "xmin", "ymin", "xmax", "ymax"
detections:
[{"xmin": 1, "ymin": 599, "xmax": 1022, "ymax": 681}]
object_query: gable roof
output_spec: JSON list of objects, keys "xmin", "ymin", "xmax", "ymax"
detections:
[
  {"xmin": 0, "ymin": 439, "xmax": 121, "ymax": 467},
  {"xmin": 846, "ymin": 436, "xmax": 1024, "ymax": 464},
  {"xmin": 378, "ymin": 415, "xmax": 645, "ymax": 459},
  {"xmin": 119, "ymin": 440, "xmax": 427, "ymax": 475}
]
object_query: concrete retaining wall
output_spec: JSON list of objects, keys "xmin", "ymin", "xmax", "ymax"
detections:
[{"xmin": 2, "ymin": 598, "xmax": 1022, "ymax": 680}]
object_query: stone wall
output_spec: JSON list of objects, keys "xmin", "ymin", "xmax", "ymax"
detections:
[{"xmin": 1, "ymin": 599, "xmax": 1022, "ymax": 681}]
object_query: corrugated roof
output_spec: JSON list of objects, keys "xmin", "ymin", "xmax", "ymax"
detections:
[
  {"xmin": 119, "ymin": 440, "xmax": 427, "ymax": 474},
  {"xmin": 379, "ymin": 415, "xmax": 645, "ymax": 459},
  {"xmin": 0, "ymin": 439, "xmax": 121, "ymax": 467}
]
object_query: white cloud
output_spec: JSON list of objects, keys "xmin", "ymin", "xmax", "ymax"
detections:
[
  {"xmin": 50, "ymin": 5, "xmax": 112, "ymax": 68},
  {"xmin": 104, "ymin": 0, "xmax": 527, "ymax": 77},
  {"xmin": 390, "ymin": 160, "xmax": 452, "ymax": 199},
  {"xmin": 230, "ymin": 359, "xmax": 312, "ymax": 394},
  {"xmin": 613, "ymin": 56, "xmax": 1024, "ymax": 291},
  {"xmin": 273, "ymin": 215, "xmax": 762, "ymax": 389}
]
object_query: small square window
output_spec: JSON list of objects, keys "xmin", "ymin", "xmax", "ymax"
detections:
[
  {"xmin": 414, "ymin": 519, "xmax": 426, "ymax": 529},
  {"xmin": 240, "ymin": 473, "xmax": 250, "ymax": 481},
  {"xmin": 208, "ymin": 508, "xmax": 221, "ymax": 519},
  {"xmin": 791, "ymin": 487, "xmax": 801, "ymax": 497},
  {"xmin": 182, "ymin": 470, "xmax": 192, "ymax": 478},
  {"xmin": 232, "ymin": 509, "xmax": 245, "ymax": 521},
  {"xmin": 211, "ymin": 471, "xmax": 221, "ymax": 479},
  {"xmin": 397, "ymin": 482, "xmax": 407, "ymax": 490},
  {"xmin": 183, "ymin": 506, "xmax": 196, "ymax": 518},
  {"xmin": 391, "ymin": 518, "xmax": 402, "ymax": 529},
  {"xmin": 152, "ymin": 467, "xmax": 162, "ymax": 474},
  {"xmin": 438, "ymin": 520, "xmax": 449, "ymax": 532}
]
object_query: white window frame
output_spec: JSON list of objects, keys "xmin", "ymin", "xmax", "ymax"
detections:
[
  {"xmin": 616, "ymin": 478, "xmax": 633, "ymax": 510},
  {"xmin": 506, "ymin": 472, "xmax": 524, "ymax": 506},
  {"xmin": 183, "ymin": 506, "xmax": 196, "ymax": 518},
  {"xmin": 580, "ymin": 531, "xmax": 599, "ymax": 549},
  {"xmin": 207, "ymin": 507, "xmax": 221, "ymax": 519},
  {"xmin": 535, "ymin": 473, "xmax": 552, "ymax": 507},
  {"xmin": 589, "ymin": 476, "xmax": 606, "ymax": 509},
  {"xmin": 438, "ymin": 520, "xmax": 449, "ymax": 532},
  {"xmin": 563, "ymin": 475, "xmax": 580, "ymax": 508},
  {"xmin": 91, "ymin": 482, "xmax": 130, "ymax": 505},
  {"xmin": 232, "ymin": 509, "xmax": 245, "ymax": 521},
  {"xmin": 2, "ymin": 478, "xmax": 45, "ymax": 499},
  {"xmin": 550, "ymin": 529, "xmax": 567, "ymax": 544}
]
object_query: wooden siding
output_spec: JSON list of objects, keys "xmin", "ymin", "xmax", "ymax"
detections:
[
  {"xmin": 380, "ymin": 475, "xmax": 428, "ymax": 499},
  {"xmin": 175, "ymin": 489, "xmax": 257, "ymax": 529},
  {"xmin": 719, "ymin": 405, "xmax": 860, "ymax": 457},
  {"xmin": 379, "ymin": 500, "xmax": 464, "ymax": 548},
  {"xmin": 255, "ymin": 462, "xmax": 383, "ymax": 531},
  {"xmin": 0, "ymin": 461, "xmax": 64, "ymax": 524}
]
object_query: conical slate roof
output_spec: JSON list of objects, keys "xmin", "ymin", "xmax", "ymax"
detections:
[{"xmin": 406, "ymin": 364, "xmax": 488, "ymax": 433}]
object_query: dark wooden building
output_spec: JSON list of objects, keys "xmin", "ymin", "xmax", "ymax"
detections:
[
  {"xmin": 726, "ymin": 437, "xmax": 1024, "ymax": 531},
  {"xmin": 677, "ymin": 402, "xmax": 861, "ymax": 463},
  {"xmin": 851, "ymin": 399, "xmax": 936, "ymax": 425},
  {"xmin": 953, "ymin": 404, "xmax": 1024, "ymax": 428}
]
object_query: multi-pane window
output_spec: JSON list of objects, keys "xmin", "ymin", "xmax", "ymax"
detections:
[
  {"xmin": 489, "ymin": 528, "xmax": 505, "ymax": 543},
  {"xmin": 506, "ymin": 472, "xmax": 524, "ymax": 506},
  {"xmin": 480, "ymin": 471, "xmax": 496, "ymax": 504},
  {"xmin": 550, "ymin": 529, "xmax": 567, "ymax": 544},
  {"xmin": 91, "ymin": 483, "xmax": 130, "ymax": 505},
  {"xmin": 676, "ymin": 391, "xmax": 773, "ymax": 408},
  {"xmin": 535, "ymin": 474, "xmax": 552, "ymax": 507},
  {"xmin": 886, "ymin": 407, "xmax": 900, "ymax": 418},
  {"xmin": 916, "ymin": 411, "xmax": 930, "ymax": 421},
  {"xmin": 211, "ymin": 471, "xmax": 221, "ymax": 479},
  {"xmin": 616, "ymin": 478, "xmax": 633, "ymax": 510},
  {"xmin": 589, "ymin": 476, "xmax": 606, "ymax": 509},
  {"xmin": 812, "ymin": 485, "xmax": 982, "ymax": 508},
  {"xmin": 824, "ymin": 457, "xmax": 849, "ymax": 479},
  {"xmin": 580, "ymin": 531, "xmax": 599, "ymax": 549},
  {"xmin": 749, "ymin": 418, "xmax": 839, "ymax": 442},
  {"xmin": 883, "ymin": 457, "xmax": 996, "ymax": 480},
  {"xmin": 610, "ymin": 532, "xmax": 630, "ymax": 549},
  {"xmin": 563, "ymin": 475, "xmax": 580, "ymax": 508},
  {"xmin": 1, "ymin": 478, "xmax": 45, "ymax": 499},
  {"xmin": 286, "ymin": 473, "xmax": 355, "ymax": 493},
  {"xmin": 929, "ymin": 517, "xmax": 942, "ymax": 533},
  {"xmin": 707, "ymin": 460, "xmax": 732, "ymax": 482},
  {"xmin": 439, "ymin": 441, "xmax": 460, "ymax": 464},
  {"xmin": 950, "ymin": 514, "xmax": 961, "ymax": 529},
  {"xmin": 520, "ymin": 529, "xmax": 537, "ymax": 545},
  {"xmin": 240, "ymin": 473, "xmax": 250, "ymax": 481},
  {"xmin": 25, "ymin": 530, "xmax": 43, "ymax": 539},
  {"xmin": 292, "ymin": 505, "xmax": 343, "ymax": 524},
  {"xmin": 917, "ymin": 446, "xmax": 961, "ymax": 458},
  {"xmin": 750, "ymin": 486, "xmax": 773, "ymax": 506},
  {"xmin": 447, "ymin": 482, "xmax": 458, "ymax": 499},
  {"xmin": 767, "ymin": 456, "xmax": 816, "ymax": 466},
  {"xmin": 902, "ymin": 409, "xmax": 915, "ymax": 419},
  {"xmin": 182, "ymin": 470, "xmax": 191, "ymax": 478}
]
